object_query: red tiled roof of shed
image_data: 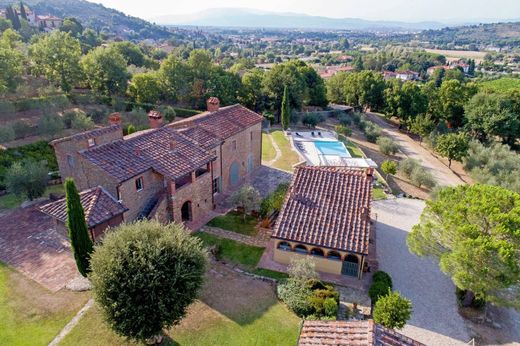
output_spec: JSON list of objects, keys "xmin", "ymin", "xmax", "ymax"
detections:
[
  {"xmin": 170, "ymin": 104, "xmax": 263, "ymax": 140},
  {"xmin": 272, "ymin": 166, "xmax": 373, "ymax": 255},
  {"xmin": 298, "ymin": 320, "xmax": 424, "ymax": 346},
  {"xmin": 40, "ymin": 186, "xmax": 128, "ymax": 228}
]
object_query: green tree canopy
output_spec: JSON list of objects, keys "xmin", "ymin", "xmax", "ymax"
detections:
[
  {"xmin": 89, "ymin": 220, "xmax": 208, "ymax": 342},
  {"xmin": 60, "ymin": 17, "xmax": 84, "ymax": 37},
  {"xmin": 82, "ymin": 46, "xmax": 129, "ymax": 97},
  {"xmin": 263, "ymin": 61, "xmax": 305, "ymax": 114},
  {"xmin": 29, "ymin": 31, "xmax": 82, "ymax": 93},
  {"xmin": 408, "ymin": 184, "xmax": 520, "ymax": 309},
  {"xmin": 127, "ymin": 72, "xmax": 162, "ymax": 105},
  {"xmin": 281, "ymin": 85, "xmax": 291, "ymax": 130},
  {"xmin": 344, "ymin": 71, "xmax": 385, "ymax": 111},
  {"xmin": 5, "ymin": 159, "xmax": 48, "ymax": 201},
  {"xmin": 326, "ymin": 71, "xmax": 348, "ymax": 104},
  {"xmin": 0, "ymin": 33, "xmax": 23, "ymax": 94},
  {"xmin": 65, "ymin": 178, "xmax": 93, "ymax": 277},
  {"xmin": 239, "ymin": 68, "xmax": 266, "ymax": 112},
  {"xmin": 465, "ymin": 92, "xmax": 520, "ymax": 146},
  {"xmin": 435, "ymin": 132, "xmax": 469, "ymax": 168}
]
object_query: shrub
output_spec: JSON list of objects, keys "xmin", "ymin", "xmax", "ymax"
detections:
[
  {"xmin": 335, "ymin": 125, "xmax": 352, "ymax": 137},
  {"xmin": 373, "ymin": 271, "xmax": 393, "ymax": 288},
  {"xmin": 88, "ymin": 107, "xmax": 109, "ymax": 124},
  {"xmin": 350, "ymin": 112, "xmax": 361, "ymax": 126},
  {"xmin": 123, "ymin": 108, "xmax": 149, "ymax": 128},
  {"xmin": 38, "ymin": 113, "xmax": 64, "ymax": 138},
  {"xmin": 161, "ymin": 106, "xmax": 176, "ymax": 123},
  {"xmin": 364, "ymin": 122, "xmax": 382, "ymax": 143},
  {"xmin": 323, "ymin": 298, "xmax": 338, "ymax": 318},
  {"xmin": 277, "ymin": 279, "xmax": 313, "ymax": 317},
  {"xmin": 338, "ymin": 114, "xmax": 351, "ymax": 126},
  {"xmin": 71, "ymin": 112, "xmax": 95, "ymax": 130},
  {"xmin": 89, "ymin": 220, "xmax": 208, "ymax": 342},
  {"xmin": 0, "ymin": 126, "xmax": 15, "ymax": 143},
  {"xmin": 410, "ymin": 167, "xmax": 436, "ymax": 189},
  {"xmin": 12, "ymin": 121, "xmax": 34, "ymax": 139},
  {"xmin": 302, "ymin": 113, "xmax": 323, "ymax": 128},
  {"xmin": 398, "ymin": 158, "xmax": 420, "ymax": 178},
  {"xmin": 369, "ymin": 280, "xmax": 391, "ymax": 303},
  {"xmin": 381, "ymin": 160, "xmax": 397, "ymax": 179},
  {"xmin": 377, "ymin": 137, "xmax": 399, "ymax": 155},
  {"xmin": 259, "ymin": 183, "xmax": 289, "ymax": 218},
  {"xmin": 373, "ymin": 290, "xmax": 412, "ymax": 330},
  {"xmin": 126, "ymin": 124, "xmax": 136, "ymax": 135},
  {"xmin": 4, "ymin": 160, "xmax": 48, "ymax": 201}
]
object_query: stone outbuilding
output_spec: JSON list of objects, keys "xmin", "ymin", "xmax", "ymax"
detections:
[
  {"xmin": 271, "ymin": 166, "xmax": 375, "ymax": 279},
  {"xmin": 40, "ymin": 186, "xmax": 128, "ymax": 242}
]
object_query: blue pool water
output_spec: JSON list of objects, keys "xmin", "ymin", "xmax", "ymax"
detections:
[{"xmin": 314, "ymin": 141, "xmax": 351, "ymax": 158}]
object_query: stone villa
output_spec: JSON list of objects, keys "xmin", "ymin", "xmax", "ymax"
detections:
[
  {"xmin": 271, "ymin": 166, "xmax": 376, "ymax": 279},
  {"xmin": 43, "ymin": 98, "xmax": 263, "ymax": 240}
]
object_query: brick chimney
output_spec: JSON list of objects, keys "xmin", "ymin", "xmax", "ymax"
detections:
[
  {"xmin": 207, "ymin": 97, "xmax": 220, "ymax": 112},
  {"xmin": 148, "ymin": 110, "xmax": 164, "ymax": 129},
  {"xmin": 108, "ymin": 112, "xmax": 121, "ymax": 126}
]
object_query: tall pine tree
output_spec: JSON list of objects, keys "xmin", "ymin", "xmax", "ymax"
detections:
[
  {"xmin": 281, "ymin": 85, "xmax": 291, "ymax": 130},
  {"xmin": 65, "ymin": 178, "xmax": 93, "ymax": 277}
]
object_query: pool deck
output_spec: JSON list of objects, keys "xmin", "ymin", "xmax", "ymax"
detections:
[{"xmin": 291, "ymin": 131, "xmax": 377, "ymax": 168}]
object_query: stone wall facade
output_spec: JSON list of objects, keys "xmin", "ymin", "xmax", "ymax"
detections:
[
  {"xmin": 169, "ymin": 170, "xmax": 213, "ymax": 223},
  {"xmin": 118, "ymin": 169, "xmax": 165, "ymax": 222}
]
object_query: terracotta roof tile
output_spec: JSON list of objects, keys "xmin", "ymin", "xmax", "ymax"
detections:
[
  {"xmin": 50, "ymin": 125, "xmax": 121, "ymax": 145},
  {"xmin": 272, "ymin": 166, "xmax": 373, "ymax": 255},
  {"xmin": 80, "ymin": 127, "xmax": 216, "ymax": 182},
  {"xmin": 40, "ymin": 186, "xmax": 128, "ymax": 228},
  {"xmin": 298, "ymin": 320, "xmax": 424, "ymax": 346},
  {"xmin": 170, "ymin": 104, "xmax": 263, "ymax": 140}
]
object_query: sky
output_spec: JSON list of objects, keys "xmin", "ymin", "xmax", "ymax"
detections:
[{"xmin": 91, "ymin": 0, "xmax": 520, "ymax": 23}]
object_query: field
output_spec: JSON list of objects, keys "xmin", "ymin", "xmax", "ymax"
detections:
[
  {"xmin": 0, "ymin": 262, "xmax": 89, "ymax": 346},
  {"xmin": 479, "ymin": 78, "xmax": 520, "ymax": 92},
  {"xmin": 424, "ymin": 49, "xmax": 487, "ymax": 63},
  {"xmin": 60, "ymin": 262, "xmax": 300, "ymax": 346}
]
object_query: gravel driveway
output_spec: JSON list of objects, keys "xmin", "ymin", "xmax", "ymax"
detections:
[{"xmin": 374, "ymin": 198, "xmax": 471, "ymax": 346}]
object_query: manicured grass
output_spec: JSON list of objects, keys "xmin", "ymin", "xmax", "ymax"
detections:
[
  {"xmin": 344, "ymin": 139, "xmax": 364, "ymax": 158},
  {"xmin": 207, "ymin": 211, "xmax": 259, "ymax": 236},
  {"xmin": 61, "ymin": 280, "xmax": 300, "ymax": 346},
  {"xmin": 195, "ymin": 232, "xmax": 265, "ymax": 269},
  {"xmin": 373, "ymin": 187, "xmax": 387, "ymax": 200},
  {"xmin": 262, "ymin": 132, "xmax": 277, "ymax": 162},
  {"xmin": 270, "ymin": 130, "xmax": 301, "ymax": 172},
  {"xmin": 0, "ymin": 262, "xmax": 89, "ymax": 346},
  {"xmin": 0, "ymin": 184, "xmax": 65, "ymax": 210},
  {"xmin": 252, "ymin": 268, "xmax": 289, "ymax": 280}
]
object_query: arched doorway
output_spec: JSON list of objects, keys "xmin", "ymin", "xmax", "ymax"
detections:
[
  {"xmin": 181, "ymin": 201, "xmax": 192, "ymax": 222},
  {"xmin": 230, "ymin": 162, "xmax": 240, "ymax": 186},
  {"xmin": 341, "ymin": 254, "xmax": 359, "ymax": 277}
]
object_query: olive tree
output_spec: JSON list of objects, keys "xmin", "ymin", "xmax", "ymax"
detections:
[
  {"xmin": 230, "ymin": 185, "xmax": 262, "ymax": 220},
  {"xmin": 373, "ymin": 290, "xmax": 412, "ymax": 329},
  {"xmin": 89, "ymin": 221, "xmax": 208, "ymax": 343},
  {"xmin": 5, "ymin": 160, "xmax": 48, "ymax": 201}
]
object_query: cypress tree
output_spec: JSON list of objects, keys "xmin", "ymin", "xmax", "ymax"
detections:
[
  {"xmin": 19, "ymin": 2, "xmax": 27, "ymax": 21},
  {"xmin": 7, "ymin": 6, "xmax": 21, "ymax": 30},
  {"xmin": 65, "ymin": 178, "xmax": 93, "ymax": 277},
  {"xmin": 281, "ymin": 85, "xmax": 291, "ymax": 130}
]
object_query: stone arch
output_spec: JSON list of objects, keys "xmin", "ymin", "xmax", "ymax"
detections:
[
  {"xmin": 181, "ymin": 200, "xmax": 192, "ymax": 222},
  {"xmin": 310, "ymin": 248, "xmax": 325, "ymax": 257},
  {"xmin": 277, "ymin": 241, "xmax": 292, "ymax": 251},
  {"xmin": 327, "ymin": 251, "xmax": 342, "ymax": 260},
  {"xmin": 294, "ymin": 244, "xmax": 309, "ymax": 254}
]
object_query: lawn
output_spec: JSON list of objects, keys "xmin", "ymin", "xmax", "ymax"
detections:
[
  {"xmin": 0, "ymin": 262, "xmax": 89, "ymax": 346},
  {"xmin": 373, "ymin": 187, "xmax": 387, "ymax": 200},
  {"xmin": 270, "ymin": 130, "xmax": 301, "ymax": 172},
  {"xmin": 207, "ymin": 211, "xmax": 259, "ymax": 236},
  {"xmin": 262, "ymin": 132, "xmax": 277, "ymax": 162},
  {"xmin": 61, "ymin": 261, "xmax": 300, "ymax": 346},
  {"xmin": 195, "ymin": 232, "xmax": 265, "ymax": 270},
  {"xmin": 0, "ymin": 184, "xmax": 65, "ymax": 210}
]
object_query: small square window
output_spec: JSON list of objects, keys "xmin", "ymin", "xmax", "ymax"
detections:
[
  {"xmin": 135, "ymin": 177, "xmax": 143, "ymax": 191},
  {"xmin": 232, "ymin": 140, "xmax": 237, "ymax": 150},
  {"xmin": 87, "ymin": 138, "xmax": 96, "ymax": 147}
]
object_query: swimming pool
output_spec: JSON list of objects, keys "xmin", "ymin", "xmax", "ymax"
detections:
[{"xmin": 314, "ymin": 141, "xmax": 351, "ymax": 158}]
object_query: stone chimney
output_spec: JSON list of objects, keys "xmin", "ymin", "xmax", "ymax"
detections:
[
  {"xmin": 108, "ymin": 112, "xmax": 121, "ymax": 126},
  {"xmin": 207, "ymin": 97, "xmax": 220, "ymax": 112},
  {"xmin": 148, "ymin": 110, "xmax": 164, "ymax": 129},
  {"xmin": 169, "ymin": 140, "xmax": 176, "ymax": 151},
  {"xmin": 366, "ymin": 168, "xmax": 374, "ymax": 177}
]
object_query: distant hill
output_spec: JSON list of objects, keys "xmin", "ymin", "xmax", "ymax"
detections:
[
  {"xmin": 0, "ymin": 0, "xmax": 171, "ymax": 40},
  {"xmin": 152, "ymin": 8, "xmax": 446, "ymax": 32},
  {"xmin": 417, "ymin": 22, "xmax": 520, "ymax": 47}
]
